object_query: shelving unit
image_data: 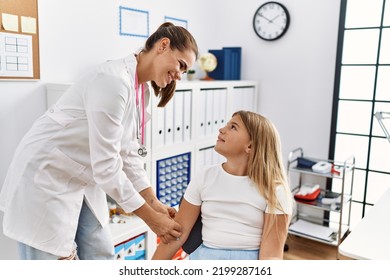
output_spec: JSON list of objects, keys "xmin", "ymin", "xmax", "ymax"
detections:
[{"xmin": 286, "ymin": 147, "xmax": 355, "ymax": 259}]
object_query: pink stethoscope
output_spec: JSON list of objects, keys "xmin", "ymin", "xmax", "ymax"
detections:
[{"xmin": 134, "ymin": 72, "xmax": 147, "ymax": 157}]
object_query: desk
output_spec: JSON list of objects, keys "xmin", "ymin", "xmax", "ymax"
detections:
[{"xmin": 339, "ymin": 188, "xmax": 390, "ymax": 260}]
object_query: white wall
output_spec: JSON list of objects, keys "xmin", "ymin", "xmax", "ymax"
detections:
[{"xmin": 0, "ymin": 0, "xmax": 341, "ymax": 259}]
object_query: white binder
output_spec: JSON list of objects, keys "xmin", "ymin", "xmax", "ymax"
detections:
[
  {"xmin": 197, "ymin": 90, "xmax": 207, "ymax": 138},
  {"xmin": 205, "ymin": 89, "xmax": 214, "ymax": 136},
  {"xmin": 219, "ymin": 89, "xmax": 227, "ymax": 127},
  {"xmin": 173, "ymin": 91, "xmax": 184, "ymax": 143},
  {"xmin": 164, "ymin": 98, "xmax": 174, "ymax": 145},
  {"xmin": 212, "ymin": 89, "xmax": 220, "ymax": 133},
  {"xmin": 154, "ymin": 106, "xmax": 165, "ymax": 148},
  {"xmin": 197, "ymin": 148, "xmax": 205, "ymax": 169},
  {"xmin": 232, "ymin": 87, "xmax": 244, "ymax": 113},
  {"xmin": 183, "ymin": 90, "xmax": 192, "ymax": 142},
  {"xmin": 244, "ymin": 87, "xmax": 255, "ymax": 111}
]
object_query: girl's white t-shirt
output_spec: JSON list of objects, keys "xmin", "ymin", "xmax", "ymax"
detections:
[{"xmin": 184, "ymin": 164, "xmax": 292, "ymax": 250}]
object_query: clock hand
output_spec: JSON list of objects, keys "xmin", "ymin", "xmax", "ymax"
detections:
[
  {"xmin": 270, "ymin": 15, "xmax": 280, "ymax": 23},
  {"xmin": 259, "ymin": 14, "xmax": 272, "ymax": 23}
]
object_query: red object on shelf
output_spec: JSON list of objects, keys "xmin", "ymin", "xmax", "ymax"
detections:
[
  {"xmin": 294, "ymin": 188, "xmax": 321, "ymax": 201},
  {"xmin": 331, "ymin": 164, "xmax": 341, "ymax": 175}
]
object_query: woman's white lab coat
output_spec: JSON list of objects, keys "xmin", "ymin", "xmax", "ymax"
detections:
[{"xmin": 0, "ymin": 55, "xmax": 151, "ymax": 256}]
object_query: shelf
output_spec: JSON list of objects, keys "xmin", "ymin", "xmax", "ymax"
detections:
[
  {"xmin": 288, "ymin": 165, "xmax": 353, "ymax": 179},
  {"xmin": 289, "ymin": 219, "xmax": 349, "ymax": 247},
  {"xmin": 292, "ymin": 188, "xmax": 351, "ymax": 213}
]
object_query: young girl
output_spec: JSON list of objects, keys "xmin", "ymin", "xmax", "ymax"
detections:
[{"xmin": 152, "ymin": 110, "xmax": 293, "ymax": 260}]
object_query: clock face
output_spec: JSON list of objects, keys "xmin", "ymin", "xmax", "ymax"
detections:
[{"xmin": 253, "ymin": 2, "xmax": 290, "ymax": 41}]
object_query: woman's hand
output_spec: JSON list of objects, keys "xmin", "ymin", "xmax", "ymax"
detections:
[
  {"xmin": 133, "ymin": 203, "xmax": 182, "ymax": 244},
  {"xmin": 151, "ymin": 212, "xmax": 182, "ymax": 244},
  {"xmin": 149, "ymin": 202, "xmax": 180, "ymax": 243},
  {"xmin": 153, "ymin": 200, "xmax": 177, "ymax": 218},
  {"xmin": 137, "ymin": 187, "xmax": 181, "ymax": 242},
  {"xmin": 139, "ymin": 187, "xmax": 177, "ymax": 218}
]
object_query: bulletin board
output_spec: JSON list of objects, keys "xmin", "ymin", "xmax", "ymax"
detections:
[{"xmin": 0, "ymin": 0, "xmax": 40, "ymax": 79}]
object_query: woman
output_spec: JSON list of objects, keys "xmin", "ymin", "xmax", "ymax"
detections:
[
  {"xmin": 0, "ymin": 22, "xmax": 199, "ymax": 260},
  {"xmin": 153, "ymin": 111, "xmax": 294, "ymax": 260}
]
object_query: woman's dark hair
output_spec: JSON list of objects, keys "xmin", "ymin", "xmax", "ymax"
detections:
[{"xmin": 143, "ymin": 22, "xmax": 199, "ymax": 107}]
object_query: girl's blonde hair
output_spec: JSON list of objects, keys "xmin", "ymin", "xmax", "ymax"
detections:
[
  {"xmin": 232, "ymin": 110, "xmax": 292, "ymax": 214},
  {"xmin": 143, "ymin": 22, "xmax": 199, "ymax": 107}
]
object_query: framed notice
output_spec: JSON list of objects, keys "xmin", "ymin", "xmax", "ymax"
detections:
[
  {"xmin": 119, "ymin": 6, "xmax": 149, "ymax": 38},
  {"xmin": 164, "ymin": 16, "xmax": 188, "ymax": 29},
  {"xmin": 0, "ymin": 0, "xmax": 40, "ymax": 79}
]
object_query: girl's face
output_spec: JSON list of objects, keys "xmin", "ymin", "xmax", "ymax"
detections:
[
  {"xmin": 153, "ymin": 40, "xmax": 196, "ymax": 88},
  {"xmin": 215, "ymin": 115, "xmax": 251, "ymax": 158}
]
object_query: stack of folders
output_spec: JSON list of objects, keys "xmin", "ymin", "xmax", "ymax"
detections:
[
  {"xmin": 154, "ymin": 90, "xmax": 192, "ymax": 148},
  {"xmin": 154, "ymin": 88, "xmax": 228, "ymax": 147}
]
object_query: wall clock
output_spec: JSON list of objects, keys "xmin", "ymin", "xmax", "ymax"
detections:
[{"xmin": 253, "ymin": 2, "xmax": 290, "ymax": 41}]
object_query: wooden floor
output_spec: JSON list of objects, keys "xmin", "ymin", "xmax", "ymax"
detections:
[{"xmin": 283, "ymin": 235, "xmax": 353, "ymax": 260}]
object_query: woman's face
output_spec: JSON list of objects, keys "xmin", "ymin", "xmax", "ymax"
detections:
[
  {"xmin": 153, "ymin": 40, "xmax": 196, "ymax": 88},
  {"xmin": 215, "ymin": 114, "xmax": 251, "ymax": 159}
]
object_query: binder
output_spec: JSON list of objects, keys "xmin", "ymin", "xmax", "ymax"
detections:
[
  {"xmin": 164, "ymin": 98, "xmax": 174, "ymax": 145},
  {"xmin": 223, "ymin": 47, "xmax": 233, "ymax": 80},
  {"xmin": 205, "ymin": 89, "xmax": 213, "ymax": 136},
  {"xmin": 154, "ymin": 107, "xmax": 165, "ymax": 148},
  {"xmin": 227, "ymin": 47, "xmax": 241, "ymax": 80},
  {"xmin": 231, "ymin": 87, "xmax": 243, "ymax": 113},
  {"xmin": 242, "ymin": 87, "xmax": 255, "ymax": 111},
  {"xmin": 208, "ymin": 49, "xmax": 229, "ymax": 80},
  {"xmin": 212, "ymin": 89, "xmax": 220, "ymax": 133},
  {"xmin": 173, "ymin": 91, "xmax": 184, "ymax": 143},
  {"xmin": 197, "ymin": 149, "xmax": 205, "ymax": 169},
  {"xmin": 197, "ymin": 89, "xmax": 207, "ymax": 138},
  {"xmin": 183, "ymin": 90, "xmax": 192, "ymax": 141},
  {"xmin": 114, "ymin": 243, "xmax": 125, "ymax": 260},
  {"xmin": 219, "ymin": 89, "xmax": 227, "ymax": 128},
  {"xmin": 124, "ymin": 242, "xmax": 136, "ymax": 259}
]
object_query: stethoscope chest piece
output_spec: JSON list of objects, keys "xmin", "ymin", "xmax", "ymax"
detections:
[{"xmin": 138, "ymin": 146, "xmax": 147, "ymax": 157}]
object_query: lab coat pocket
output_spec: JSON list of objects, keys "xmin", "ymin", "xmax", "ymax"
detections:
[{"xmin": 34, "ymin": 147, "xmax": 87, "ymax": 192}]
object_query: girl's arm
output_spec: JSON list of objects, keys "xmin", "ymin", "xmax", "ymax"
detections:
[
  {"xmin": 152, "ymin": 198, "xmax": 201, "ymax": 260},
  {"xmin": 259, "ymin": 213, "xmax": 290, "ymax": 260}
]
